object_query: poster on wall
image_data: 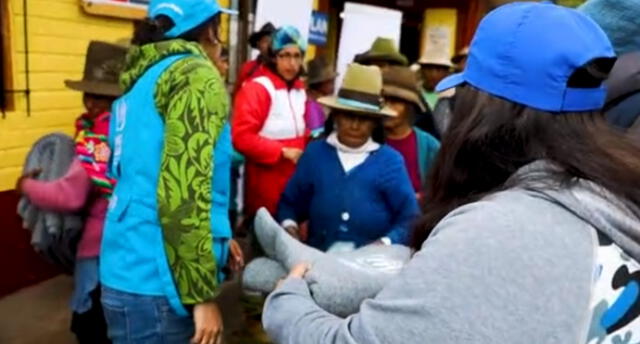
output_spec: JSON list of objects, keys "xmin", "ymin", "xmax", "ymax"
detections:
[
  {"xmin": 420, "ymin": 8, "xmax": 458, "ymax": 62},
  {"xmin": 309, "ymin": 11, "xmax": 329, "ymax": 46},
  {"xmin": 253, "ymin": 0, "xmax": 314, "ymax": 58},
  {"xmin": 336, "ymin": 3, "xmax": 403, "ymax": 90}
]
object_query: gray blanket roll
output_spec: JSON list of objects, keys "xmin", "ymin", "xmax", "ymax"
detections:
[
  {"xmin": 17, "ymin": 133, "xmax": 82, "ymax": 272},
  {"xmin": 242, "ymin": 208, "xmax": 412, "ymax": 317}
]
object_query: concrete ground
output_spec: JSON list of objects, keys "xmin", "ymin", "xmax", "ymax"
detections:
[
  {"xmin": 0, "ymin": 275, "xmax": 270, "ymax": 344},
  {"xmin": 0, "ymin": 275, "xmax": 76, "ymax": 344}
]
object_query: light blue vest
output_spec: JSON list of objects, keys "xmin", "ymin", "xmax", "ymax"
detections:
[
  {"xmin": 101, "ymin": 54, "xmax": 232, "ymax": 316},
  {"xmin": 211, "ymin": 124, "xmax": 232, "ymax": 283}
]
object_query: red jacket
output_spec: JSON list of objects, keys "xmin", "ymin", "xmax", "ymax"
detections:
[
  {"xmin": 232, "ymin": 68, "xmax": 308, "ymax": 216},
  {"xmin": 234, "ymin": 59, "xmax": 268, "ymax": 96}
]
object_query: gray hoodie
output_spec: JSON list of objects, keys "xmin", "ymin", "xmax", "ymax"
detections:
[{"xmin": 263, "ymin": 161, "xmax": 640, "ymax": 344}]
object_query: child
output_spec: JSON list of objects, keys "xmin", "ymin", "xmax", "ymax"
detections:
[{"xmin": 17, "ymin": 41, "xmax": 127, "ymax": 344}]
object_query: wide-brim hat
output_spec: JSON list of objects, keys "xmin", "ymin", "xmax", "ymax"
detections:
[
  {"xmin": 318, "ymin": 64, "xmax": 397, "ymax": 117},
  {"xmin": 418, "ymin": 55, "xmax": 454, "ymax": 68},
  {"xmin": 354, "ymin": 37, "xmax": 409, "ymax": 67},
  {"xmin": 249, "ymin": 22, "xmax": 276, "ymax": 48},
  {"xmin": 382, "ymin": 66, "xmax": 426, "ymax": 112},
  {"xmin": 306, "ymin": 57, "xmax": 338, "ymax": 85},
  {"xmin": 64, "ymin": 41, "xmax": 128, "ymax": 97}
]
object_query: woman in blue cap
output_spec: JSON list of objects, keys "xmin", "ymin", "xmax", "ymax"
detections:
[
  {"xmin": 100, "ymin": 0, "xmax": 242, "ymax": 343},
  {"xmin": 260, "ymin": 2, "xmax": 640, "ymax": 343}
]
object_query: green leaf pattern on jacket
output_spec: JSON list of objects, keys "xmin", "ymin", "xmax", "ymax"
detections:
[{"xmin": 123, "ymin": 39, "xmax": 229, "ymax": 305}]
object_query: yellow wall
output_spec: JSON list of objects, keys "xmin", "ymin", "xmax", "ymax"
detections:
[
  {"xmin": 0, "ymin": 0, "xmax": 133, "ymax": 191},
  {"xmin": 0, "ymin": 0, "xmax": 238, "ymax": 192}
]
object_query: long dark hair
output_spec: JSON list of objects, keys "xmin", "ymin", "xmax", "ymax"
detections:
[
  {"xmin": 132, "ymin": 14, "xmax": 221, "ymax": 46},
  {"xmin": 323, "ymin": 110, "xmax": 386, "ymax": 144},
  {"xmin": 413, "ymin": 84, "xmax": 640, "ymax": 248}
]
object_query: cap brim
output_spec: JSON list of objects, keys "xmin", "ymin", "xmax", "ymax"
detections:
[
  {"xmin": 318, "ymin": 96, "xmax": 397, "ymax": 117},
  {"xmin": 355, "ymin": 53, "xmax": 408, "ymax": 67},
  {"xmin": 435, "ymin": 73, "xmax": 465, "ymax": 93},
  {"xmin": 418, "ymin": 59, "xmax": 454, "ymax": 68},
  {"xmin": 382, "ymin": 85, "xmax": 426, "ymax": 113},
  {"xmin": 307, "ymin": 72, "xmax": 338, "ymax": 86},
  {"xmin": 219, "ymin": 7, "xmax": 238, "ymax": 15}
]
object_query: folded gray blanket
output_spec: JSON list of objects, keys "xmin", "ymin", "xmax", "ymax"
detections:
[
  {"xmin": 242, "ymin": 208, "xmax": 412, "ymax": 317},
  {"xmin": 17, "ymin": 133, "xmax": 82, "ymax": 272}
]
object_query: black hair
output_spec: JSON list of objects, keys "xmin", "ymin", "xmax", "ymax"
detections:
[
  {"xmin": 323, "ymin": 110, "xmax": 386, "ymax": 144},
  {"xmin": 220, "ymin": 46, "xmax": 229, "ymax": 59},
  {"xmin": 132, "ymin": 14, "xmax": 221, "ymax": 46}
]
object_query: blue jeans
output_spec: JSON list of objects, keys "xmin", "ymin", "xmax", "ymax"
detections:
[{"xmin": 101, "ymin": 286, "xmax": 194, "ymax": 344}]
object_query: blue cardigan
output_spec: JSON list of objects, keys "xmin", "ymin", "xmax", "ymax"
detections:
[{"xmin": 277, "ymin": 140, "xmax": 420, "ymax": 251}]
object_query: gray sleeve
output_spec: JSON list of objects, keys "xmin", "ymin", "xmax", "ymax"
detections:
[{"xmin": 262, "ymin": 191, "xmax": 596, "ymax": 344}]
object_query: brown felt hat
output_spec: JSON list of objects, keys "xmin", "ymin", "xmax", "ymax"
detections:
[
  {"xmin": 418, "ymin": 55, "xmax": 454, "ymax": 68},
  {"xmin": 249, "ymin": 22, "xmax": 276, "ymax": 48},
  {"xmin": 382, "ymin": 66, "xmax": 426, "ymax": 113},
  {"xmin": 318, "ymin": 63, "xmax": 397, "ymax": 117},
  {"xmin": 65, "ymin": 41, "xmax": 127, "ymax": 97},
  {"xmin": 306, "ymin": 57, "xmax": 338, "ymax": 86}
]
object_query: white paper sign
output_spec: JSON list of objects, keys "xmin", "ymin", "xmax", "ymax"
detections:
[{"xmin": 335, "ymin": 3, "xmax": 403, "ymax": 93}]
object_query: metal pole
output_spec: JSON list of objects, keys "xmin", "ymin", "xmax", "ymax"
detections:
[
  {"xmin": 228, "ymin": 0, "xmax": 240, "ymax": 87},
  {"xmin": 236, "ymin": 0, "xmax": 253, "ymax": 78}
]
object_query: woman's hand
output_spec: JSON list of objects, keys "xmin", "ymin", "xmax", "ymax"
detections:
[
  {"xmin": 228, "ymin": 239, "xmax": 244, "ymax": 272},
  {"xmin": 276, "ymin": 263, "xmax": 310, "ymax": 289},
  {"xmin": 192, "ymin": 302, "xmax": 223, "ymax": 344},
  {"xmin": 15, "ymin": 168, "xmax": 42, "ymax": 194},
  {"xmin": 282, "ymin": 147, "xmax": 303, "ymax": 164}
]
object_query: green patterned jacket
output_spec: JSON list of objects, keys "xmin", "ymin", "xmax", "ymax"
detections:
[{"xmin": 120, "ymin": 39, "xmax": 229, "ymax": 305}]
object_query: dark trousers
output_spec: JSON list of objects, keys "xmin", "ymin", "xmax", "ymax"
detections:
[{"xmin": 70, "ymin": 287, "xmax": 110, "ymax": 344}]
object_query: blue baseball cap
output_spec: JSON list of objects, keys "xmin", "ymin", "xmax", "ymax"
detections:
[
  {"xmin": 436, "ymin": 2, "xmax": 615, "ymax": 112},
  {"xmin": 149, "ymin": 0, "xmax": 237, "ymax": 39}
]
